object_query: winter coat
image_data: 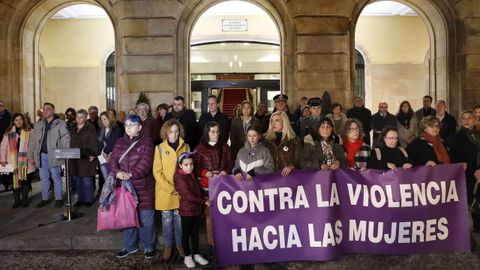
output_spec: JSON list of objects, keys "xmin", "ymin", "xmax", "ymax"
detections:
[
  {"xmin": 27, "ymin": 117, "xmax": 70, "ymax": 168},
  {"xmin": 439, "ymin": 112, "xmax": 457, "ymax": 140},
  {"xmin": 194, "ymin": 140, "xmax": 233, "ymax": 188},
  {"xmin": 367, "ymin": 145, "xmax": 410, "ymax": 170},
  {"xmin": 97, "ymin": 125, "xmax": 123, "ymax": 155},
  {"xmin": 265, "ymin": 135, "xmax": 301, "ymax": 171},
  {"xmin": 109, "ymin": 133, "xmax": 155, "ymax": 210},
  {"xmin": 299, "ymin": 115, "xmax": 323, "ymax": 139},
  {"xmin": 141, "ymin": 116, "xmax": 161, "ymax": 146},
  {"xmin": 198, "ymin": 111, "xmax": 230, "ymax": 143},
  {"xmin": 153, "ymin": 138, "xmax": 190, "ymax": 210},
  {"xmin": 371, "ymin": 112, "xmax": 397, "ymax": 147},
  {"xmin": 0, "ymin": 110, "xmax": 11, "ymax": 139},
  {"xmin": 233, "ymin": 141, "xmax": 274, "ymax": 176},
  {"xmin": 69, "ymin": 122, "xmax": 98, "ymax": 177},
  {"xmin": 415, "ymin": 107, "xmax": 436, "ymax": 127},
  {"xmin": 446, "ymin": 128, "xmax": 480, "ymax": 205},
  {"xmin": 229, "ymin": 117, "xmax": 259, "ymax": 158},
  {"xmin": 174, "ymin": 169, "xmax": 207, "ymax": 216},
  {"xmin": 406, "ymin": 136, "xmax": 448, "ymax": 167},
  {"xmin": 0, "ymin": 128, "xmax": 36, "ymax": 174},
  {"xmin": 397, "ymin": 115, "xmax": 418, "ymax": 148},
  {"xmin": 300, "ymin": 135, "xmax": 346, "ymax": 169}
]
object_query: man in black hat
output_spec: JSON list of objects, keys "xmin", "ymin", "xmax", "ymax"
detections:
[
  {"xmin": 299, "ymin": 97, "xmax": 323, "ymax": 139},
  {"xmin": 262, "ymin": 94, "xmax": 299, "ymax": 135}
]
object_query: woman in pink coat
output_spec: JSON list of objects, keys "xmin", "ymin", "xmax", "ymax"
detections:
[{"xmin": 0, "ymin": 113, "xmax": 36, "ymax": 208}]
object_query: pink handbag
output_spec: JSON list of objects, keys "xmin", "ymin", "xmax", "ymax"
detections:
[{"xmin": 97, "ymin": 187, "xmax": 140, "ymax": 231}]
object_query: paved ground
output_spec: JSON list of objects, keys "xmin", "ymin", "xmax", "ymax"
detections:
[{"xmin": 2, "ymin": 179, "xmax": 480, "ymax": 269}]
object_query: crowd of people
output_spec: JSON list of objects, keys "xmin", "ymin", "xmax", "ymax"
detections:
[{"xmin": 0, "ymin": 94, "xmax": 480, "ymax": 267}]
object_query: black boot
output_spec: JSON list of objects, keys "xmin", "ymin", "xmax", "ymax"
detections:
[
  {"xmin": 12, "ymin": 189, "xmax": 21, "ymax": 208},
  {"xmin": 21, "ymin": 186, "xmax": 29, "ymax": 207}
]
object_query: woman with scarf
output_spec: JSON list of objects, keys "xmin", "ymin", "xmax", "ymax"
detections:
[
  {"xmin": 396, "ymin": 101, "xmax": 418, "ymax": 147},
  {"xmin": 194, "ymin": 121, "xmax": 232, "ymax": 251},
  {"xmin": 0, "ymin": 113, "xmax": 35, "ymax": 208},
  {"xmin": 406, "ymin": 116, "xmax": 451, "ymax": 167},
  {"xmin": 230, "ymin": 100, "xmax": 259, "ymax": 159},
  {"xmin": 300, "ymin": 118, "xmax": 345, "ymax": 170},
  {"xmin": 264, "ymin": 111, "xmax": 301, "ymax": 176},
  {"xmin": 447, "ymin": 111, "xmax": 480, "ymax": 232},
  {"xmin": 342, "ymin": 118, "xmax": 370, "ymax": 169},
  {"xmin": 368, "ymin": 126, "xmax": 413, "ymax": 170}
]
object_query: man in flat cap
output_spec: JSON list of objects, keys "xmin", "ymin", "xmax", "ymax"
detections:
[
  {"xmin": 299, "ymin": 97, "xmax": 323, "ymax": 139},
  {"xmin": 262, "ymin": 94, "xmax": 299, "ymax": 135}
]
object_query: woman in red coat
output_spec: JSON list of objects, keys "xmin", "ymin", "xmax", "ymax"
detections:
[{"xmin": 194, "ymin": 121, "xmax": 232, "ymax": 249}]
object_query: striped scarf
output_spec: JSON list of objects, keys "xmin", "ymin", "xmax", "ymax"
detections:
[{"xmin": 8, "ymin": 129, "xmax": 30, "ymax": 188}]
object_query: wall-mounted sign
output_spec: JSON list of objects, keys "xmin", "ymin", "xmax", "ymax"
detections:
[{"xmin": 222, "ymin": 19, "xmax": 248, "ymax": 32}]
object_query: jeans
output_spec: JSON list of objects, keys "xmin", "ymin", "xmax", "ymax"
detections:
[
  {"xmin": 181, "ymin": 215, "xmax": 201, "ymax": 256},
  {"xmin": 39, "ymin": 153, "xmax": 63, "ymax": 201},
  {"xmin": 73, "ymin": 176, "xmax": 93, "ymax": 203},
  {"xmin": 124, "ymin": 209, "xmax": 156, "ymax": 252},
  {"xmin": 161, "ymin": 209, "xmax": 182, "ymax": 248},
  {"xmin": 99, "ymin": 163, "xmax": 110, "ymax": 185}
]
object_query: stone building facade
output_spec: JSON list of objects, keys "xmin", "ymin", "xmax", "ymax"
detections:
[{"xmin": 0, "ymin": 0, "xmax": 479, "ymax": 116}]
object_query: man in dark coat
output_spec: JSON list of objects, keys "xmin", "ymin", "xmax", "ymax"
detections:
[
  {"xmin": 254, "ymin": 102, "xmax": 267, "ymax": 125},
  {"xmin": 371, "ymin": 102, "xmax": 397, "ymax": 147},
  {"xmin": 87, "ymin": 105, "xmax": 100, "ymax": 133},
  {"xmin": 415, "ymin": 95, "xmax": 436, "ymax": 128},
  {"xmin": 346, "ymin": 96, "xmax": 372, "ymax": 146},
  {"xmin": 198, "ymin": 95, "xmax": 230, "ymax": 143},
  {"xmin": 261, "ymin": 94, "xmax": 299, "ymax": 135},
  {"xmin": 164, "ymin": 96, "xmax": 199, "ymax": 149},
  {"xmin": 436, "ymin": 100, "xmax": 457, "ymax": 140},
  {"xmin": 299, "ymin": 97, "xmax": 323, "ymax": 139}
]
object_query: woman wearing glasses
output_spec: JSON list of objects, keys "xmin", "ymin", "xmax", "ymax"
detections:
[
  {"xmin": 342, "ymin": 118, "xmax": 370, "ymax": 170},
  {"xmin": 368, "ymin": 126, "xmax": 412, "ymax": 170},
  {"xmin": 406, "ymin": 116, "xmax": 451, "ymax": 167}
]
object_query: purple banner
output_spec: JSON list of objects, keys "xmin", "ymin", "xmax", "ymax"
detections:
[{"xmin": 209, "ymin": 164, "xmax": 470, "ymax": 266}]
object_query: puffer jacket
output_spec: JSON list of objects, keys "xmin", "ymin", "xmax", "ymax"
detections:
[
  {"xmin": 194, "ymin": 139, "xmax": 233, "ymax": 188},
  {"xmin": 233, "ymin": 140, "xmax": 274, "ymax": 176},
  {"xmin": 109, "ymin": 133, "xmax": 155, "ymax": 210},
  {"xmin": 27, "ymin": 116, "xmax": 70, "ymax": 168},
  {"xmin": 174, "ymin": 169, "xmax": 207, "ymax": 216},
  {"xmin": 153, "ymin": 138, "xmax": 190, "ymax": 210}
]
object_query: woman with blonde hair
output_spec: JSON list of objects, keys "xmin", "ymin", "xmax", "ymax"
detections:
[
  {"xmin": 264, "ymin": 111, "xmax": 301, "ymax": 176},
  {"xmin": 154, "ymin": 119, "xmax": 190, "ymax": 262}
]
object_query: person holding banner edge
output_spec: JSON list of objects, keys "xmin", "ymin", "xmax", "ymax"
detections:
[{"xmin": 264, "ymin": 111, "xmax": 301, "ymax": 176}]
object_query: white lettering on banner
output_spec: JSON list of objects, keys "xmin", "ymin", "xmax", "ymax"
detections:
[
  {"xmin": 308, "ymin": 220, "xmax": 343, "ymax": 247},
  {"xmin": 217, "ymin": 186, "xmax": 311, "ymax": 215},
  {"xmin": 232, "ymin": 225, "xmax": 302, "ymax": 252},
  {"xmin": 346, "ymin": 181, "xmax": 459, "ymax": 208},
  {"xmin": 316, "ymin": 183, "xmax": 340, "ymax": 207},
  {"xmin": 348, "ymin": 218, "xmax": 449, "ymax": 244}
]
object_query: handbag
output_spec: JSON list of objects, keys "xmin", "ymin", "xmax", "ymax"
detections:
[{"xmin": 97, "ymin": 186, "xmax": 140, "ymax": 231}]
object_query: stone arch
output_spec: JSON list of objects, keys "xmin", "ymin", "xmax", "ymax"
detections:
[
  {"xmin": 351, "ymin": 0, "xmax": 456, "ymax": 113},
  {"xmin": 14, "ymin": 0, "xmax": 119, "ymax": 117},
  {"xmin": 177, "ymin": 0, "xmax": 293, "ymax": 105}
]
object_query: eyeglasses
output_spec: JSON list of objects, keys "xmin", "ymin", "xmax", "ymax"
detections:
[
  {"xmin": 385, "ymin": 137, "xmax": 399, "ymax": 140},
  {"xmin": 348, "ymin": 127, "xmax": 360, "ymax": 131},
  {"xmin": 125, "ymin": 123, "xmax": 139, "ymax": 128},
  {"xmin": 428, "ymin": 125, "xmax": 440, "ymax": 129}
]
